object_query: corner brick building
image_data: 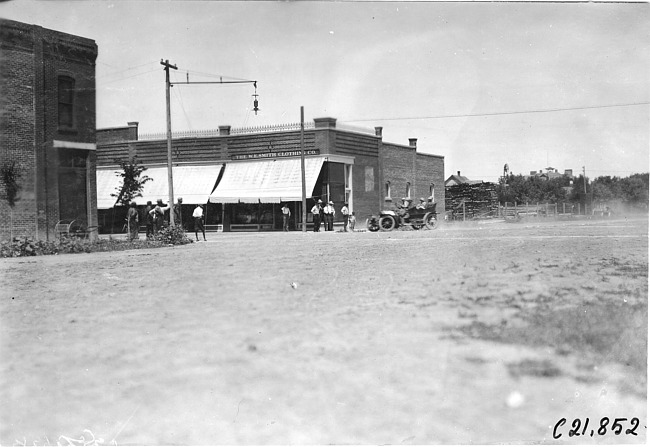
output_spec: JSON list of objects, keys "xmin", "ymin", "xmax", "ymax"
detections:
[
  {"xmin": 0, "ymin": 19, "xmax": 98, "ymax": 240},
  {"xmin": 96, "ymin": 119, "xmax": 444, "ymax": 232}
]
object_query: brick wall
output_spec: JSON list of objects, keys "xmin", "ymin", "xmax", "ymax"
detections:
[
  {"xmin": 415, "ymin": 153, "xmax": 445, "ymax": 212},
  {"xmin": 0, "ymin": 19, "xmax": 97, "ymax": 241},
  {"xmin": 380, "ymin": 142, "xmax": 445, "ymax": 212}
]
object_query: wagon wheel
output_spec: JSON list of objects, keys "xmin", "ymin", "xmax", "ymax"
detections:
[
  {"xmin": 366, "ymin": 217, "xmax": 380, "ymax": 232},
  {"xmin": 379, "ymin": 215, "xmax": 396, "ymax": 231},
  {"xmin": 424, "ymin": 212, "xmax": 438, "ymax": 230}
]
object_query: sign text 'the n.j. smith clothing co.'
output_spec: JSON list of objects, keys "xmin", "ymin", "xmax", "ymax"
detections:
[{"xmin": 231, "ymin": 149, "xmax": 320, "ymax": 160}]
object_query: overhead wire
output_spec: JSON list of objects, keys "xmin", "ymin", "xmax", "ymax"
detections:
[
  {"xmin": 100, "ymin": 60, "xmax": 160, "ymax": 80},
  {"xmin": 341, "ymin": 101, "xmax": 650, "ymax": 124},
  {"xmin": 172, "ymin": 84, "xmax": 193, "ymax": 130},
  {"xmin": 97, "ymin": 67, "xmax": 160, "ymax": 86}
]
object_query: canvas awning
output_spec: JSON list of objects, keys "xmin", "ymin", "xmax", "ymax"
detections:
[
  {"xmin": 96, "ymin": 169, "xmax": 122, "ymax": 209},
  {"xmin": 96, "ymin": 165, "xmax": 223, "ymax": 209},
  {"xmin": 209, "ymin": 157, "xmax": 326, "ymax": 203}
]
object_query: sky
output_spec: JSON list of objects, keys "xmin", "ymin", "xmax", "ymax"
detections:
[{"xmin": 2, "ymin": 1, "xmax": 648, "ymax": 182}]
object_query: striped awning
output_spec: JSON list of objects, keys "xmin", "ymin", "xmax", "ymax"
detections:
[
  {"xmin": 209, "ymin": 157, "xmax": 325, "ymax": 203},
  {"xmin": 96, "ymin": 165, "xmax": 223, "ymax": 209}
]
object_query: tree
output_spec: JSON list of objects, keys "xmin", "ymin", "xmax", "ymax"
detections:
[
  {"xmin": 1, "ymin": 160, "xmax": 23, "ymax": 240},
  {"xmin": 496, "ymin": 174, "xmax": 569, "ymax": 204},
  {"xmin": 110, "ymin": 157, "xmax": 151, "ymax": 235},
  {"xmin": 111, "ymin": 157, "xmax": 151, "ymax": 208}
]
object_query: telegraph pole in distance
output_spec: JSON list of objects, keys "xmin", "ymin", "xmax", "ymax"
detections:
[
  {"xmin": 300, "ymin": 106, "xmax": 307, "ymax": 232},
  {"xmin": 582, "ymin": 166, "xmax": 588, "ymax": 215},
  {"xmin": 161, "ymin": 59, "xmax": 178, "ymax": 225}
]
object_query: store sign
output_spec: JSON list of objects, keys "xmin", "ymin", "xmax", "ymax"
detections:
[{"xmin": 231, "ymin": 149, "xmax": 319, "ymax": 160}]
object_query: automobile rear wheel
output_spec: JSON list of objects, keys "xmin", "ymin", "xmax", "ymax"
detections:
[
  {"xmin": 424, "ymin": 212, "xmax": 438, "ymax": 230},
  {"xmin": 379, "ymin": 215, "xmax": 396, "ymax": 231},
  {"xmin": 366, "ymin": 217, "xmax": 380, "ymax": 232}
]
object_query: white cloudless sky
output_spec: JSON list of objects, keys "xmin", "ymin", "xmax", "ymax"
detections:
[{"xmin": 2, "ymin": 1, "xmax": 648, "ymax": 182}]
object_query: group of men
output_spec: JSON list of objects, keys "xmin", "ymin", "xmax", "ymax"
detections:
[
  {"xmin": 126, "ymin": 198, "xmax": 207, "ymax": 241},
  {"xmin": 310, "ymin": 200, "xmax": 355, "ymax": 232}
]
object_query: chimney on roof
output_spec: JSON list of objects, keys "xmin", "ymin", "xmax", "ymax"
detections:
[
  {"xmin": 375, "ymin": 127, "xmax": 383, "ymax": 137},
  {"xmin": 409, "ymin": 138, "xmax": 417, "ymax": 148},
  {"xmin": 127, "ymin": 121, "xmax": 139, "ymax": 140},
  {"xmin": 457, "ymin": 171, "xmax": 461, "ymax": 176},
  {"xmin": 219, "ymin": 125, "xmax": 231, "ymax": 136}
]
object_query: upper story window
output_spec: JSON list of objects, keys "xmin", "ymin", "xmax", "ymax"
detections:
[
  {"xmin": 58, "ymin": 76, "xmax": 75, "ymax": 128},
  {"xmin": 406, "ymin": 182, "xmax": 411, "ymax": 198},
  {"xmin": 385, "ymin": 181, "xmax": 391, "ymax": 200},
  {"xmin": 429, "ymin": 183, "xmax": 435, "ymax": 200}
]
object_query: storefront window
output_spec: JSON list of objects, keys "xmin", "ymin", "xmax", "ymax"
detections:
[
  {"xmin": 232, "ymin": 203, "xmax": 259, "ymax": 224},
  {"xmin": 205, "ymin": 203, "xmax": 222, "ymax": 225}
]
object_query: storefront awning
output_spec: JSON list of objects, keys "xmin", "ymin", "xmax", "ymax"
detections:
[
  {"xmin": 96, "ymin": 169, "xmax": 122, "ymax": 209},
  {"xmin": 96, "ymin": 165, "xmax": 223, "ymax": 209},
  {"xmin": 209, "ymin": 157, "xmax": 325, "ymax": 203}
]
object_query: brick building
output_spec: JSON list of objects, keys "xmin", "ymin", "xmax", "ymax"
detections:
[
  {"xmin": 0, "ymin": 19, "xmax": 98, "ymax": 240},
  {"xmin": 96, "ymin": 118, "xmax": 444, "ymax": 232}
]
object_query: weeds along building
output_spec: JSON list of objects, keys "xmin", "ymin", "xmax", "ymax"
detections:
[
  {"xmin": 96, "ymin": 119, "xmax": 445, "ymax": 232},
  {"xmin": 0, "ymin": 19, "xmax": 98, "ymax": 240}
]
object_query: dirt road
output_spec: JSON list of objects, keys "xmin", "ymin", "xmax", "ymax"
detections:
[{"xmin": 1, "ymin": 217, "xmax": 647, "ymax": 444}]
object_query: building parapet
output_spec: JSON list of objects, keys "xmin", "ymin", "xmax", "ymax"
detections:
[{"xmin": 137, "ymin": 121, "xmax": 317, "ymax": 141}]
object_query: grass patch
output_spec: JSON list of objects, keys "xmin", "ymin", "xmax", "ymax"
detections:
[{"xmin": 455, "ymin": 300, "xmax": 647, "ymax": 391}]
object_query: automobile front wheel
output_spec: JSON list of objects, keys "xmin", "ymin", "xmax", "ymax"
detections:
[{"xmin": 379, "ymin": 215, "xmax": 396, "ymax": 231}]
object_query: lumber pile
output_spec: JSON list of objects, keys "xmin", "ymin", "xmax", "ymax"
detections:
[{"xmin": 445, "ymin": 182, "xmax": 499, "ymax": 219}]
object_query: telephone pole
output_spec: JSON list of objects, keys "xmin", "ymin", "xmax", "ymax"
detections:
[
  {"xmin": 160, "ymin": 59, "xmax": 258, "ymax": 227},
  {"xmin": 161, "ymin": 59, "xmax": 178, "ymax": 225},
  {"xmin": 300, "ymin": 106, "xmax": 306, "ymax": 232}
]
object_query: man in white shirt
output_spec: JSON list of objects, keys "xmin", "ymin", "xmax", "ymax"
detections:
[
  {"xmin": 324, "ymin": 201, "xmax": 335, "ymax": 231},
  {"xmin": 310, "ymin": 200, "xmax": 322, "ymax": 232},
  {"xmin": 281, "ymin": 203, "xmax": 291, "ymax": 231},
  {"xmin": 341, "ymin": 203, "xmax": 350, "ymax": 232},
  {"xmin": 193, "ymin": 204, "xmax": 207, "ymax": 241}
]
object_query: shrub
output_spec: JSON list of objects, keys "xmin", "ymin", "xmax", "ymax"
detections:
[
  {"xmin": 0, "ymin": 229, "xmax": 192, "ymax": 258},
  {"xmin": 153, "ymin": 225, "xmax": 193, "ymax": 245}
]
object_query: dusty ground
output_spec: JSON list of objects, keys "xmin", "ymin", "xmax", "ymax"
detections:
[{"xmin": 0, "ymin": 217, "xmax": 647, "ymax": 445}]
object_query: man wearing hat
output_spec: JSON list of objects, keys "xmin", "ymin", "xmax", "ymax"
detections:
[
  {"xmin": 341, "ymin": 202, "xmax": 350, "ymax": 232},
  {"xmin": 416, "ymin": 197, "xmax": 428, "ymax": 210},
  {"xmin": 149, "ymin": 199, "xmax": 170, "ymax": 234},
  {"xmin": 323, "ymin": 200, "xmax": 335, "ymax": 231},
  {"xmin": 310, "ymin": 199, "xmax": 323, "ymax": 232},
  {"xmin": 126, "ymin": 201, "xmax": 139, "ymax": 241},
  {"xmin": 144, "ymin": 200, "xmax": 154, "ymax": 239},
  {"xmin": 173, "ymin": 197, "xmax": 184, "ymax": 229}
]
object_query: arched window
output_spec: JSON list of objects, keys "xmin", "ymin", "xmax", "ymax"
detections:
[
  {"xmin": 429, "ymin": 183, "xmax": 435, "ymax": 201},
  {"xmin": 385, "ymin": 181, "xmax": 391, "ymax": 200},
  {"xmin": 406, "ymin": 182, "xmax": 411, "ymax": 199}
]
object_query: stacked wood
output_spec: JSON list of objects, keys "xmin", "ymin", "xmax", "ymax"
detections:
[{"xmin": 445, "ymin": 182, "xmax": 499, "ymax": 219}]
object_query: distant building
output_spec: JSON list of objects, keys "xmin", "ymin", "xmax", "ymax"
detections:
[
  {"xmin": 96, "ymin": 119, "xmax": 445, "ymax": 232},
  {"xmin": 445, "ymin": 171, "xmax": 483, "ymax": 187},
  {"xmin": 0, "ymin": 19, "xmax": 98, "ymax": 240},
  {"xmin": 526, "ymin": 167, "xmax": 574, "ymax": 181}
]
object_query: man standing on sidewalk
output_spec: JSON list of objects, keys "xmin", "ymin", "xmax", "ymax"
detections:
[
  {"xmin": 193, "ymin": 204, "xmax": 207, "ymax": 241},
  {"xmin": 341, "ymin": 202, "xmax": 350, "ymax": 232},
  {"xmin": 324, "ymin": 201, "xmax": 335, "ymax": 231},
  {"xmin": 281, "ymin": 203, "xmax": 291, "ymax": 231},
  {"xmin": 311, "ymin": 200, "xmax": 322, "ymax": 232}
]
